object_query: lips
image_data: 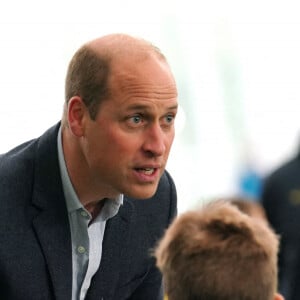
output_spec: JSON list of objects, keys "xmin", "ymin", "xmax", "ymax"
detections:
[
  {"xmin": 137, "ymin": 168, "xmax": 155, "ymax": 175},
  {"xmin": 133, "ymin": 165, "xmax": 162, "ymax": 181}
]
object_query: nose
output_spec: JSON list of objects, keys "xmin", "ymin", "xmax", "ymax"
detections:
[{"xmin": 142, "ymin": 124, "xmax": 167, "ymax": 157}]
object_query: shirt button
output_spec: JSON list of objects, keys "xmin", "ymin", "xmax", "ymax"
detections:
[
  {"xmin": 77, "ymin": 246, "xmax": 86, "ymax": 254},
  {"xmin": 81, "ymin": 210, "xmax": 88, "ymax": 217}
]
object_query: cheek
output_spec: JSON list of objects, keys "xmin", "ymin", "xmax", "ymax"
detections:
[
  {"xmin": 103, "ymin": 131, "xmax": 141, "ymax": 157},
  {"xmin": 165, "ymin": 132, "xmax": 175, "ymax": 150}
]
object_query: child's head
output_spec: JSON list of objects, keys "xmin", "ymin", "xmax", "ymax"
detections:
[
  {"xmin": 155, "ymin": 201, "xmax": 283, "ymax": 300},
  {"xmin": 228, "ymin": 196, "xmax": 267, "ymax": 221}
]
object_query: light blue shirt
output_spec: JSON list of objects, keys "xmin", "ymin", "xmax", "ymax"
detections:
[{"xmin": 57, "ymin": 127, "xmax": 123, "ymax": 300}]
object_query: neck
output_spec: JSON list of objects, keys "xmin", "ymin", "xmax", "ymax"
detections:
[
  {"xmin": 62, "ymin": 129, "xmax": 110, "ymax": 207},
  {"xmin": 85, "ymin": 199, "xmax": 106, "ymax": 220}
]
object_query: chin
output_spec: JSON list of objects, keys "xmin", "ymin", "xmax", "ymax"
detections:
[{"xmin": 126, "ymin": 185, "xmax": 158, "ymax": 200}]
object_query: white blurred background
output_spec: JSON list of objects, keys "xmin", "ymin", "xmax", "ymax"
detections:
[{"xmin": 1, "ymin": 0, "xmax": 300, "ymax": 212}]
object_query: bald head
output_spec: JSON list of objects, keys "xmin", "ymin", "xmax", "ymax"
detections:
[
  {"xmin": 63, "ymin": 33, "xmax": 169, "ymax": 125},
  {"xmin": 87, "ymin": 33, "xmax": 166, "ymax": 62}
]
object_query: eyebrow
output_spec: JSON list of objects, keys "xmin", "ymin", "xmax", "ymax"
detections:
[{"xmin": 167, "ymin": 104, "xmax": 178, "ymax": 110}]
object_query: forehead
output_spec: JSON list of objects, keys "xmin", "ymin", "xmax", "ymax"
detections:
[{"xmin": 108, "ymin": 55, "xmax": 178, "ymax": 104}]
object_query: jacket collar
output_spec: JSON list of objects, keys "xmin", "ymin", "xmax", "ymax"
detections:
[
  {"xmin": 31, "ymin": 123, "xmax": 134, "ymax": 300},
  {"xmin": 85, "ymin": 199, "xmax": 134, "ymax": 299},
  {"xmin": 31, "ymin": 123, "xmax": 73, "ymax": 300}
]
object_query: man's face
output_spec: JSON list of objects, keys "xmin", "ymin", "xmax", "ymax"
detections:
[{"xmin": 82, "ymin": 57, "xmax": 178, "ymax": 199}]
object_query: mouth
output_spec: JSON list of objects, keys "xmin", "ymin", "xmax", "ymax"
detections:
[{"xmin": 136, "ymin": 167, "xmax": 155, "ymax": 175}]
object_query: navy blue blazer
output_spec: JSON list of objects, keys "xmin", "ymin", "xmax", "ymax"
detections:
[
  {"xmin": 0, "ymin": 123, "xmax": 177, "ymax": 300},
  {"xmin": 261, "ymin": 151, "xmax": 300, "ymax": 300}
]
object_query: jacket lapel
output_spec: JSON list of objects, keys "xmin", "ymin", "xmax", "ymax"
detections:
[
  {"xmin": 86, "ymin": 199, "xmax": 134, "ymax": 300},
  {"xmin": 31, "ymin": 124, "xmax": 72, "ymax": 300}
]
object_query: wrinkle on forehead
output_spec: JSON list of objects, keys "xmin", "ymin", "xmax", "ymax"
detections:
[
  {"xmin": 112, "ymin": 53, "xmax": 175, "ymax": 86},
  {"xmin": 110, "ymin": 64, "xmax": 177, "ymax": 103},
  {"xmin": 116, "ymin": 82, "xmax": 177, "ymax": 101}
]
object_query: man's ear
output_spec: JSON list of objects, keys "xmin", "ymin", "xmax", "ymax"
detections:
[
  {"xmin": 274, "ymin": 292, "xmax": 285, "ymax": 300},
  {"xmin": 67, "ymin": 96, "xmax": 87, "ymax": 137}
]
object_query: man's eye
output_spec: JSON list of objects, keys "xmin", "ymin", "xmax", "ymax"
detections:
[
  {"xmin": 131, "ymin": 115, "xmax": 142, "ymax": 124},
  {"xmin": 127, "ymin": 115, "xmax": 145, "ymax": 127},
  {"xmin": 166, "ymin": 114, "xmax": 174, "ymax": 123},
  {"xmin": 164, "ymin": 114, "xmax": 175, "ymax": 125}
]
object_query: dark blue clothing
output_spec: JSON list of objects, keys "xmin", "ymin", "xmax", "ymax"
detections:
[
  {"xmin": 0, "ymin": 123, "xmax": 177, "ymax": 300},
  {"xmin": 261, "ymin": 152, "xmax": 300, "ymax": 300}
]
